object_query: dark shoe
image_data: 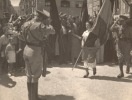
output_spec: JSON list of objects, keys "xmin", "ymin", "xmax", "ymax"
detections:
[
  {"xmin": 126, "ymin": 66, "xmax": 130, "ymax": 74},
  {"xmin": 117, "ymin": 73, "xmax": 124, "ymax": 78},
  {"xmin": 83, "ymin": 73, "xmax": 89, "ymax": 78},
  {"xmin": 93, "ymin": 68, "xmax": 96, "ymax": 75}
]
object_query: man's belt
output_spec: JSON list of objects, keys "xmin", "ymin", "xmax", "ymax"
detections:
[{"xmin": 26, "ymin": 42, "xmax": 41, "ymax": 47}]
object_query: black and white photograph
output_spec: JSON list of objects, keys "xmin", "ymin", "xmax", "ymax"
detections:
[{"xmin": 0, "ymin": 0, "xmax": 132, "ymax": 100}]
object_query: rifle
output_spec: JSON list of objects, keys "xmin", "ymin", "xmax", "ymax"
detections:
[{"xmin": 41, "ymin": 38, "xmax": 51, "ymax": 77}]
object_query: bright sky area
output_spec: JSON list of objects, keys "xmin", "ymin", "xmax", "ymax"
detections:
[{"xmin": 10, "ymin": 0, "xmax": 20, "ymax": 6}]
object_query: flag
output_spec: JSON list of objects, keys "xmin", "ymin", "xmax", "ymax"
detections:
[
  {"xmin": 79, "ymin": 0, "xmax": 89, "ymax": 36},
  {"xmin": 85, "ymin": 0, "xmax": 114, "ymax": 47},
  {"xmin": 49, "ymin": 0, "xmax": 61, "ymax": 34}
]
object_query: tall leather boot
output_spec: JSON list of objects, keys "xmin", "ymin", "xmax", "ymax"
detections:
[
  {"xmin": 34, "ymin": 82, "xmax": 39, "ymax": 100},
  {"xmin": 27, "ymin": 82, "xmax": 31, "ymax": 100},
  {"xmin": 117, "ymin": 63, "xmax": 124, "ymax": 78},
  {"xmin": 93, "ymin": 68, "xmax": 96, "ymax": 75},
  {"xmin": 31, "ymin": 82, "xmax": 40, "ymax": 100},
  {"xmin": 83, "ymin": 68, "xmax": 89, "ymax": 78}
]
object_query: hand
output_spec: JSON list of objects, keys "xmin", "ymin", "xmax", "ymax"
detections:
[
  {"xmin": 68, "ymin": 30, "xmax": 72, "ymax": 33},
  {"xmin": 16, "ymin": 48, "xmax": 22, "ymax": 54}
]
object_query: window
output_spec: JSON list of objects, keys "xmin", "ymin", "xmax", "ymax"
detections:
[
  {"xmin": 45, "ymin": 0, "xmax": 50, "ymax": 6},
  {"xmin": 76, "ymin": 1, "xmax": 83, "ymax": 8},
  {"xmin": 61, "ymin": 0, "xmax": 70, "ymax": 7}
]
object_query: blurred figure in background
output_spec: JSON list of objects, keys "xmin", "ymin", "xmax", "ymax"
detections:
[{"xmin": 111, "ymin": 15, "xmax": 132, "ymax": 78}]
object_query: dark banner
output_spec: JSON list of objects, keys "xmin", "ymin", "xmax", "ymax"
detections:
[{"xmin": 49, "ymin": 0, "xmax": 61, "ymax": 34}]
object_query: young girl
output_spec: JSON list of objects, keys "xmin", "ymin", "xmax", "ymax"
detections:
[
  {"xmin": 5, "ymin": 35, "xmax": 16, "ymax": 76},
  {"xmin": 82, "ymin": 21, "xmax": 99, "ymax": 78}
]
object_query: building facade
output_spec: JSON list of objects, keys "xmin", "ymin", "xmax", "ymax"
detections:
[
  {"xmin": 87, "ymin": 0, "xmax": 130, "ymax": 17},
  {"xmin": 19, "ymin": 0, "xmax": 131, "ymax": 16},
  {"xmin": 19, "ymin": 0, "xmax": 31, "ymax": 15},
  {"xmin": 19, "ymin": 0, "xmax": 84, "ymax": 16},
  {"xmin": 87, "ymin": 0, "xmax": 102, "ymax": 16}
]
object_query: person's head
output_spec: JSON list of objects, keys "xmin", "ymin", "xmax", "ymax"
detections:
[
  {"xmin": 118, "ymin": 15, "xmax": 128, "ymax": 25},
  {"xmin": 74, "ymin": 16, "xmax": 79, "ymax": 24},
  {"xmin": 61, "ymin": 16, "xmax": 67, "ymax": 26},
  {"xmin": 8, "ymin": 35, "xmax": 14, "ymax": 44},
  {"xmin": 86, "ymin": 20, "xmax": 93, "ymax": 30},
  {"xmin": 3, "ymin": 24, "xmax": 10, "ymax": 36}
]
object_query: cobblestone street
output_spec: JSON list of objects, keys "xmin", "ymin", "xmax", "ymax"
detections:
[{"xmin": 0, "ymin": 63, "xmax": 132, "ymax": 100}]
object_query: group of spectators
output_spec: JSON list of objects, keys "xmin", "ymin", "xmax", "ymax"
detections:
[
  {"xmin": 0, "ymin": 15, "xmax": 25, "ymax": 75},
  {"xmin": 0, "ymin": 12, "xmax": 88, "ymax": 76},
  {"xmin": 48, "ymin": 13, "xmax": 82, "ymax": 64}
]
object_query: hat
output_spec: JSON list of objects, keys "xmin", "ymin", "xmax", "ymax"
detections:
[{"xmin": 36, "ymin": 10, "xmax": 50, "ymax": 19}]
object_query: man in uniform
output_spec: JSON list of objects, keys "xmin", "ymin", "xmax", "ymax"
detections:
[
  {"xmin": 18, "ymin": 10, "xmax": 55, "ymax": 100},
  {"xmin": 111, "ymin": 15, "xmax": 132, "ymax": 78}
]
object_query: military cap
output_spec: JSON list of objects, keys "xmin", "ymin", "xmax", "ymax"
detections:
[{"xmin": 36, "ymin": 9, "xmax": 50, "ymax": 19}]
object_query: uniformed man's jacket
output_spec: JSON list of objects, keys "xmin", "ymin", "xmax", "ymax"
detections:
[{"xmin": 19, "ymin": 20, "xmax": 55, "ymax": 46}]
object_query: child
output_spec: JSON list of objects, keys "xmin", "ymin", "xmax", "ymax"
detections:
[{"xmin": 5, "ymin": 35, "xmax": 16, "ymax": 76}]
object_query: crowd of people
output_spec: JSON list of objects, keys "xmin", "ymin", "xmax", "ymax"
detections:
[
  {"xmin": 0, "ymin": 11, "xmax": 88, "ymax": 76},
  {"xmin": 0, "ymin": 17, "xmax": 23, "ymax": 76},
  {"xmin": 0, "ymin": 11, "xmax": 131, "ymax": 78},
  {"xmin": 0, "ymin": 9, "xmax": 132, "ymax": 100}
]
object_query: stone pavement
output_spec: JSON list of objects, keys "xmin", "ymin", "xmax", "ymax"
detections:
[{"xmin": 0, "ymin": 63, "xmax": 132, "ymax": 100}]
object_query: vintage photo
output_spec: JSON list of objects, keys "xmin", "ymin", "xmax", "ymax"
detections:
[{"xmin": 0, "ymin": 0, "xmax": 132, "ymax": 100}]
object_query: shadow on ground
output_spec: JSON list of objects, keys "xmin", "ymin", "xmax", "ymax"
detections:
[
  {"xmin": 89, "ymin": 75, "xmax": 132, "ymax": 83},
  {"xmin": 39, "ymin": 95, "xmax": 75, "ymax": 100},
  {"xmin": 14, "ymin": 69, "xmax": 50, "ymax": 77},
  {"xmin": 0, "ymin": 75, "xmax": 16, "ymax": 88}
]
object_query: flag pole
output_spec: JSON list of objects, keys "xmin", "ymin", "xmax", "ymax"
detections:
[{"xmin": 72, "ymin": 49, "xmax": 83, "ymax": 71}]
